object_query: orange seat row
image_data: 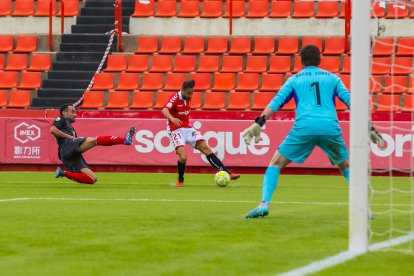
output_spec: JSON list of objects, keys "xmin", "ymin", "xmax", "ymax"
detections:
[
  {"xmin": 0, "ymin": 71, "xmax": 42, "ymax": 89},
  {"xmin": 0, "ymin": 35, "xmax": 38, "ymax": 53},
  {"xmin": 0, "ymin": 0, "xmax": 78, "ymax": 17},
  {"xmin": 0, "ymin": 53, "xmax": 51, "ymax": 71},
  {"xmin": 0, "ymin": 90, "xmax": 31, "ymax": 108}
]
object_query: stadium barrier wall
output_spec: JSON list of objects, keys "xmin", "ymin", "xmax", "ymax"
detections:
[{"xmin": 0, "ymin": 118, "xmax": 411, "ymax": 170}]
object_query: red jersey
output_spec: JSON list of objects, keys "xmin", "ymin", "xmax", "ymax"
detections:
[{"xmin": 164, "ymin": 91, "xmax": 192, "ymax": 131}]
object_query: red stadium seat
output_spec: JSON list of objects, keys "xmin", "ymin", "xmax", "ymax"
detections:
[
  {"xmin": 221, "ymin": 56, "xmax": 243, "ymax": 73},
  {"xmin": 104, "ymin": 55, "xmax": 127, "ymax": 72},
  {"xmin": 18, "ymin": 72, "xmax": 41, "ymax": 89},
  {"xmin": 252, "ymin": 37, "xmax": 275, "ymax": 54},
  {"xmin": 402, "ymin": 95, "xmax": 414, "ymax": 112},
  {"xmin": 341, "ymin": 56, "xmax": 351, "ymax": 74},
  {"xmin": 56, "ymin": 0, "xmax": 79, "ymax": 16},
  {"xmin": 155, "ymin": 0, "xmax": 177, "ymax": 17},
  {"xmin": 280, "ymin": 98, "xmax": 296, "ymax": 111},
  {"xmin": 205, "ymin": 37, "xmax": 228, "ymax": 54},
  {"xmin": 173, "ymin": 55, "xmax": 196, "ymax": 72},
  {"xmin": 408, "ymin": 75, "xmax": 414, "ymax": 93},
  {"xmin": 245, "ymin": 56, "xmax": 267, "ymax": 73},
  {"xmin": 182, "ymin": 37, "xmax": 205, "ymax": 54},
  {"xmin": 276, "ymin": 37, "xmax": 299, "ymax": 54},
  {"xmin": 370, "ymin": 76, "xmax": 383, "ymax": 94},
  {"xmin": 178, "ymin": 0, "xmax": 200, "ymax": 18},
  {"xmin": 130, "ymin": 91, "xmax": 154, "ymax": 109},
  {"xmin": 301, "ymin": 37, "xmax": 323, "ymax": 51},
  {"xmin": 140, "ymin": 73, "xmax": 163, "ymax": 91},
  {"xmin": 372, "ymin": 38, "xmax": 395, "ymax": 56},
  {"xmin": 28, "ymin": 54, "xmax": 51, "ymax": 71},
  {"xmin": 0, "ymin": 90, "xmax": 8, "ymax": 107},
  {"xmin": 229, "ymin": 37, "xmax": 251, "ymax": 54},
  {"xmin": 154, "ymin": 91, "xmax": 174, "ymax": 109},
  {"xmin": 190, "ymin": 92, "xmax": 202, "ymax": 109},
  {"xmin": 201, "ymin": 1, "xmax": 222, "ymax": 18},
  {"xmin": 212, "ymin": 73, "xmax": 235, "ymax": 91},
  {"xmin": 269, "ymin": 1, "xmax": 291, "ymax": 18},
  {"xmin": 135, "ymin": 36, "xmax": 159, "ymax": 54},
  {"xmin": 319, "ymin": 56, "xmax": 340, "ymax": 73},
  {"xmin": 203, "ymin": 92, "xmax": 226, "ymax": 110},
  {"xmin": 190, "ymin": 73, "xmax": 211, "ymax": 91},
  {"xmin": 371, "ymin": 2, "xmax": 385, "ymax": 18},
  {"xmin": 223, "ymin": 1, "xmax": 245, "ymax": 18},
  {"xmin": 235, "ymin": 73, "xmax": 259, "ymax": 91},
  {"xmin": 12, "ymin": 0, "xmax": 34, "ymax": 16},
  {"xmin": 0, "ymin": 72, "xmax": 18, "ymax": 88},
  {"xmin": 116, "ymin": 73, "xmax": 139, "ymax": 91},
  {"xmin": 371, "ymin": 58, "xmax": 391, "ymax": 75},
  {"xmin": 14, "ymin": 35, "xmax": 37, "ymax": 53},
  {"xmin": 227, "ymin": 92, "xmax": 250, "ymax": 110},
  {"xmin": 246, "ymin": 0, "xmax": 268, "ymax": 18},
  {"xmin": 391, "ymin": 57, "xmax": 413, "ymax": 75},
  {"xmin": 105, "ymin": 92, "xmax": 130, "ymax": 109},
  {"xmin": 7, "ymin": 90, "xmax": 31, "ymax": 108},
  {"xmin": 261, "ymin": 74, "xmax": 284, "ymax": 92},
  {"xmin": 149, "ymin": 55, "xmax": 173, "ymax": 72},
  {"xmin": 5, "ymin": 54, "xmax": 28, "ymax": 71},
  {"xmin": 80, "ymin": 91, "xmax": 104, "ymax": 109},
  {"xmin": 163, "ymin": 73, "xmax": 187, "ymax": 91},
  {"xmin": 132, "ymin": 0, "xmax": 154, "ymax": 17},
  {"xmin": 126, "ymin": 55, "xmax": 149, "ymax": 72},
  {"xmin": 291, "ymin": 55, "xmax": 302, "ymax": 73},
  {"xmin": 395, "ymin": 37, "xmax": 414, "ymax": 56},
  {"xmin": 251, "ymin": 92, "xmax": 275, "ymax": 110},
  {"xmin": 0, "ymin": 0, "xmax": 12, "ymax": 16},
  {"xmin": 159, "ymin": 36, "xmax": 182, "ymax": 54},
  {"xmin": 323, "ymin": 37, "xmax": 346, "ymax": 55},
  {"xmin": 268, "ymin": 56, "xmax": 291, "ymax": 73},
  {"xmin": 292, "ymin": 1, "xmax": 314, "ymax": 18},
  {"xmin": 338, "ymin": 1, "xmax": 352, "ymax": 19},
  {"xmin": 335, "ymin": 98, "xmax": 348, "ymax": 111},
  {"xmin": 386, "ymin": 2, "xmax": 408, "ymax": 18},
  {"xmin": 0, "ymin": 35, "xmax": 13, "ymax": 52},
  {"xmin": 90, "ymin": 73, "xmax": 115, "ymax": 91},
  {"xmin": 376, "ymin": 95, "xmax": 401, "ymax": 112},
  {"xmin": 35, "ymin": 0, "xmax": 57, "ymax": 16},
  {"xmin": 197, "ymin": 55, "xmax": 220, "ymax": 72},
  {"xmin": 0, "ymin": 54, "xmax": 4, "ymax": 70},
  {"xmin": 316, "ymin": 2, "xmax": 339, "ymax": 18},
  {"xmin": 383, "ymin": 75, "xmax": 407, "ymax": 94},
  {"xmin": 339, "ymin": 74, "xmax": 350, "ymax": 90}
]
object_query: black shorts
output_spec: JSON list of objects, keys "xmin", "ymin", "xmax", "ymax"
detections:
[{"xmin": 60, "ymin": 138, "xmax": 89, "ymax": 172}]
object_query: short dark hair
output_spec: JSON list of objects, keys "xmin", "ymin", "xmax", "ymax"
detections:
[
  {"xmin": 60, "ymin": 104, "xmax": 72, "ymax": 115},
  {"xmin": 300, "ymin": 44, "xmax": 321, "ymax": 67},
  {"xmin": 182, "ymin": 80, "xmax": 195, "ymax": 91}
]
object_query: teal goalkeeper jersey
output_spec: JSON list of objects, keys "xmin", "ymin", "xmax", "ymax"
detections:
[{"xmin": 267, "ymin": 66, "xmax": 350, "ymax": 135}]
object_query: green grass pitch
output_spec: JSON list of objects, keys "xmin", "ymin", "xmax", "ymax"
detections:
[{"xmin": 0, "ymin": 172, "xmax": 413, "ymax": 275}]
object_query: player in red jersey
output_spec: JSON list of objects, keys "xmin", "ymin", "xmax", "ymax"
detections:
[{"xmin": 161, "ymin": 80, "xmax": 240, "ymax": 187}]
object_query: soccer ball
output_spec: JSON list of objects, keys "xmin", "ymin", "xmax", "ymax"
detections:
[{"xmin": 214, "ymin": 171, "xmax": 231, "ymax": 187}]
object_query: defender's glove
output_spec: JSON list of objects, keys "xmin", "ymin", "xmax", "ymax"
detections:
[
  {"xmin": 242, "ymin": 116, "xmax": 266, "ymax": 145},
  {"xmin": 370, "ymin": 125, "xmax": 385, "ymax": 150}
]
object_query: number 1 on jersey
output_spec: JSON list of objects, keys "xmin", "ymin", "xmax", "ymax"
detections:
[{"xmin": 311, "ymin": 82, "xmax": 321, "ymax": 106}]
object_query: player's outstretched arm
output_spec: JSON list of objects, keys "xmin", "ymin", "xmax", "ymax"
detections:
[
  {"xmin": 242, "ymin": 107, "xmax": 274, "ymax": 145},
  {"xmin": 161, "ymin": 107, "xmax": 182, "ymax": 127},
  {"xmin": 50, "ymin": 126, "xmax": 74, "ymax": 140},
  {"xmin": 369, "ymin": 124, "xmax": 386, "ymax": 150}
]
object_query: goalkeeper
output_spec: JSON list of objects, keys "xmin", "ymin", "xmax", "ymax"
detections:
[{"xmin": 243, "ymin": 45, "xmax": 385, "ymax": 218}]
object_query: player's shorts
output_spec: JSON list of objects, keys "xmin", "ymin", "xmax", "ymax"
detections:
[
  {"xmin": 278, "ymin": 132, "xmax": 348, "ymax": 165},
  {"xmin": 168, "ymin": 127, "xmax": 204, "ymax": 149},
  {"xmin": 60, "ymin": 138, "xmax": 89, "ymax": 172}
]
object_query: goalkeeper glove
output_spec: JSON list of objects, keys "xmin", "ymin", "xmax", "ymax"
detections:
[
  {"xmin": 370, "ymin": 125, "xmax": 386, "ymax": 150},
  {"xmin": 242, "ymin": 116, "xmax": 266, "ymax": 145}
]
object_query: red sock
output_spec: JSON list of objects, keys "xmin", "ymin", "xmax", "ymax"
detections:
[
  {"xmin": 96, "ymin": 136, "xmax": 125, "ymax": 146},
  {"xmin": 64, "ymin": 171, "xmax": 95, "ymax": 184}
]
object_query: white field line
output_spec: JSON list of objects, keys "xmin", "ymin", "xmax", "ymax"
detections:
[
  {"xmin": 277, "ymin": 232, "xmax": 414, "ymax": 276},
  {"xmin": 0, "ymin": 198, "xmax": 411, "ymax": 207}
]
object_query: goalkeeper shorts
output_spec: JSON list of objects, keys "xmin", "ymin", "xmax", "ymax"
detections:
[{"xmin": 278, "ymin": 132, "xmax": 349, "ymax": 165}]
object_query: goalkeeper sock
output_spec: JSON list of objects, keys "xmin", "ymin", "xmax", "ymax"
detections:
[
  {"xmin": 261, "ymin": 166, "xmax": 280, "ymax": 203},
  {"xmin": 96, "ymin": 136, "xmax": 125, "ymax": 146},
  {"xmin": 64, "ymin": 171, "xmax": 95, "ymax": 184},
  {"xmin": 177, "ymin": 161, "xmax": 186, "ymax": 182},
  {"xmin": 206, "ymin": 153, "xmax": 229, "ymax": 173},
  {"xmin": 342, "ymin": 168, "xmax": 350, "ymax": 184}
]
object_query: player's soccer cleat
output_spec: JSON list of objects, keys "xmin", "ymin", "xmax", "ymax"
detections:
[
  {"xmin": 175, "ymin": 181, "xmax": 184, "ymax": 187},
  {"xmin": 245, "ymin": 207, "xmax": 269, "ymax": 218},
  {"xmin": 124, "ymin": 126, "xmax": 136, "ymax": 145},
  {"xmin": 230, "ymin": 173, "xmax": 240, "ymax": 180},
  {"xmin": 54, "ymin": 167, "xmax": 65, "ymax": 178}
]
